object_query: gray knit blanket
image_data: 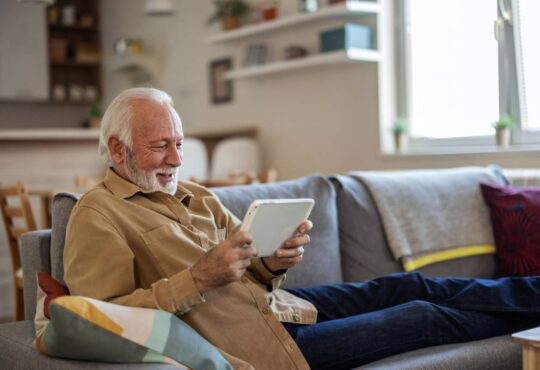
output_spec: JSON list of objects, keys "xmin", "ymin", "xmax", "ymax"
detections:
[{"xmin": 350, "ymin": 167, "xmax": 505, "ymax": 270}]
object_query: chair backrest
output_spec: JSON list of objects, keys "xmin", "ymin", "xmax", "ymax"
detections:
[
  {"xmin": 0, "ymin": 181, "xmax": 37, "ymax": 275},
  {"xmin": 210, "ymin": 137, "xmax": 262, "ymax": 180},
  {"xmin": 177, "ymin": 137, "xmax": 209, "ymax": 181}
]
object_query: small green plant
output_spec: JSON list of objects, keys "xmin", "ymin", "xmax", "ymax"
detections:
[
  {"xmin": 88, "ymin": 103, "xmax": 102, "ymax": 118},
  {"xmin": 392, "ymin": 117, "xmax": 408, "ymax": 135},
  {"xmin": 492, "ymin": 114, "xmax": 515, "ymax": 130},
  {"xmin": 207, "ymin": 0, "xmax": 250, "ymax": 26}
]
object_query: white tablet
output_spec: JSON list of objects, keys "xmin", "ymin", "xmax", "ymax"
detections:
[{"xmin": 240, "ymin": 199, "xmax": 315, "ymax": 257}]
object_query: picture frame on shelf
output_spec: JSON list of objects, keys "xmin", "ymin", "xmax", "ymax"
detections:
[
  {"xmin": 209, "ymin": 57, "xmax": 233, "ymax": 104},
  {"xmin": 244, "ymin": 44, "xmax": 268, "ymax": 67}
]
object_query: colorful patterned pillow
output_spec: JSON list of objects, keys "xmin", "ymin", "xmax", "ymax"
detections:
[
  {"xmin": 34, "ymin": 273, "xmax": 231, "ymax": 369},
  {"xmin": 480, "ymin": 183, "xmax": 540, "ymax": 276}
]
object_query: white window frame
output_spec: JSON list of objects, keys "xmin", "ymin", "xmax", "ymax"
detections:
[{"xmin": 395, "ymin": 0, "xmax": 540, "ymax": 150}]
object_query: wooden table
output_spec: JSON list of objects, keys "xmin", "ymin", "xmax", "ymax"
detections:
[{"xmin": 513, "ymin": 327, "xmax": 540, "ymax": 369}]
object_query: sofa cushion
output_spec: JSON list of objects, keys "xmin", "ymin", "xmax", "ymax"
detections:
[
  {"xmin": 35, "ymin": 296, "xmax": 231, "ymax": 370},
  {"xmin": 212, "ymin": 175, "xmax": 342, "ymax": 288},
  {"xmin": 331, "ymin": 175, "xmax": 401, "ymax": 282},
  {"xmin": 21, "ymin": 230, "xmax": 53, "ymax": 320},
  {"xmin": 0, "ymin": 320, "xmax": 180, "ymax": 370},
  {"xmin": 51, "ymin": 192, "xmax": 81, "ymax": 285},
  {"xmin": 333, "ymin": 175, "xmax": 497, "ymax": 281},
  {"xmin": 480, "ymin": 182, "xmax": 540, "ymax": 276},
  {"xmin": 358, "ymin": 335, "xmax": 520, "ymax": 370}
]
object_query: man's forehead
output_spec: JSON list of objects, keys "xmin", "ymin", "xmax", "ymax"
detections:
[{"xmin": 131, "ymin": 100, "xmax": 183, "ymax": 137}]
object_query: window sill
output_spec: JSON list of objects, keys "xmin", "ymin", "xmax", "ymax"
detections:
[{"xmin": 381, "ymin": 144, "xmax": 540, "ymax": 159}]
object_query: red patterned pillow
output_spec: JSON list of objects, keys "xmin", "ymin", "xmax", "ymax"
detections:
[
  {"xmin": 480, "ymin": 183, "xmax": 540, "ymax": 276},
  {"xmin": 36, "ymin": 272, "xmax": 70, "ymax": 318}
]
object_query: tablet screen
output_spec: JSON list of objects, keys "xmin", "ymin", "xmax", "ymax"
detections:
[{"xmin": 240, "ymin": 199, "xmax": 314, "ymax": 257}]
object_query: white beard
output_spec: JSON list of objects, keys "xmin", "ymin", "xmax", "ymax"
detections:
[{"xmin": 123, "ymin": 148, "xmax": 178, "ymax": 195}]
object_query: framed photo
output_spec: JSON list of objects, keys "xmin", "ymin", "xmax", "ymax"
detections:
[
  {"xmin": 244, "ymin": 44, "xmax": 268, "ymax": 67},
  {"xmin": 209, "ymin": 58, "xmax": 233, "ymax": 104}
]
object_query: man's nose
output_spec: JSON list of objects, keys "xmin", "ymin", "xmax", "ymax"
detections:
[{"xmin": 166, "ymin": 146, "xmax": 182, "ymax": 167}]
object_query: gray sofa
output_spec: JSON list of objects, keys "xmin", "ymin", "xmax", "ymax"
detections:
[{"xmin": 0, "ymin": 172, "xmax": 522, "ymax": 369}]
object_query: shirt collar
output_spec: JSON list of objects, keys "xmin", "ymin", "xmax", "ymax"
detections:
[{"xmin": 103, "ymin": 168, "xmax": 193, "ymax": 204}]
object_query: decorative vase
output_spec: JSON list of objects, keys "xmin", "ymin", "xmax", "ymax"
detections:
[
  {"xmin": 495, "ymin": 128, "xmax": 511, "ymax": 148},
  {"xmin": 394, "ymin": 133, "xmax": 408, "ymax": 153},
  {"xmin": 221, "ymin": 16, "xmax": 240, "ymax": 31}
]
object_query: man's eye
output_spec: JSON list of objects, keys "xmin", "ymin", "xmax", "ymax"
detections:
[{"xmin": 176, "ymin": 143, "xmax": 183, "ymax": 150}]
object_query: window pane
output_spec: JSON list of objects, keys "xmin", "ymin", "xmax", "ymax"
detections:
[
  {"xmin": 408, "ymin": 0, "xmax": 499, "ymax": 138},
  {"xmin": 516, "ymin": 0, "xmax": 540, "ymax": 130}
]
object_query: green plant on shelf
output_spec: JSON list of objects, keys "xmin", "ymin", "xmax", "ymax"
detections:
[
  {"xmin": 87, "ymin": 103, "xmax": 102, "ymax": 129},
  {"xmin": 88, "ymin": 103, "xmax": 102, "ymax": 118},
  {"xmin": 207, "ymin": 0, "xmax": 250, "ymax": 30}
]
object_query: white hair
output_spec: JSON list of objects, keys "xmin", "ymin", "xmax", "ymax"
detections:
[{"xmin": 98, "ymin": 87, "xmax": 175, "ymax": 165}]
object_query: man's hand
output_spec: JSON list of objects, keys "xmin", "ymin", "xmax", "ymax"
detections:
[
  {"xmin": 190, "ymin": 230, "xmax": 257, "ymax": 294},
  {"xmin": 262, "ymin": 220, "xmax": 313, "ymax": 273}
]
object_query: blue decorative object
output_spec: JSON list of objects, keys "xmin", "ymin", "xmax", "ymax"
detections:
[{"xmin": 320, "ymin": 23, "xmax": 372, "ymax": 53}]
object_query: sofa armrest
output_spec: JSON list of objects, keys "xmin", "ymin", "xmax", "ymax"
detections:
[{"xmin": 21, "ymin": 230, "xmax": 52, "ymax": 321}]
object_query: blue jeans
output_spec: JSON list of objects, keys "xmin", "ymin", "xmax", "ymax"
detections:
[{"xmin": 284, "ymin": 272, "xmax": 540, "ymax": 370}]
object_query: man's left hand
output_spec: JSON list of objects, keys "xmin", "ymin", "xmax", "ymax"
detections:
[{"xmin": 262, "ymin": 220, "xmax": 313, "ymax": 273}]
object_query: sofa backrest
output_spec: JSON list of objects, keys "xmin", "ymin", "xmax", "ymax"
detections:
[
  {"xmin": 332, "ymin": 175, "xmax": 498, "ymax": 281},
  {"xmin": 212, "ymin": 175, "xmax": 342, "ymax": 288},
  {"xmin": 26, "ymin": 175, "xmax": 341, "ymax": 303}
]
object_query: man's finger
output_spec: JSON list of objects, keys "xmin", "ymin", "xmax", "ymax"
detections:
[
  {"xmin": 229, "ymin": 230, "xmax": 253, "ymax": 247},
  {"xmin": 277, "ymin": 246, "xmax": 304, "ymax": 258},
  {"xmin": 284, "ymin": 235, "xmax": 310, "ymax": 248},
  {"xmin": 297, "ymin": 220, "xmax": 313, "ymax": 234},
  {"xmin": 239, "ymin": 245, "xmax": 258, "ymax": 259}
]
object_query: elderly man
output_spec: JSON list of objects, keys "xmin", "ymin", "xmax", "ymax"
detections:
[{"xmin": 65, "ymin": 88, "xmax": 540, "ymax": 370}]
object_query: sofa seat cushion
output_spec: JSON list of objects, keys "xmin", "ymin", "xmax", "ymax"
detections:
[
  {"xmin": 212, "ymin": 175, "xmax": 341, "ymax": 288},
  {"xmin": 0, "ymin": 321, "xmax": 178, "ymax": 370},
  {"xmin": 358, "ymin": 335, "xmax": 521, "ymax": 370}
]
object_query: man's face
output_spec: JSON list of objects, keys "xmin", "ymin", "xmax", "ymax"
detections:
[{"xmin": 120, "ymin": 100, "xmax": 184, "ymax": 195}]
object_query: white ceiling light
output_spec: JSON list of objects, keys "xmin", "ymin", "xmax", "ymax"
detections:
[{"xmin": 145, "ymin": 0, "xmax": 176, "ymax": 16}]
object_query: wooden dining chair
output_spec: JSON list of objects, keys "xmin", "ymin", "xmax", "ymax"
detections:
[{"xmin": 0, "ymin": 181, "xmax": 37, "ymax": 321}]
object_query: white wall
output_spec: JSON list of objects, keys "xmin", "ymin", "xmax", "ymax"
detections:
[{"xmin": 100, "ymin": 0, "xmax": 540, "ymax": 178}]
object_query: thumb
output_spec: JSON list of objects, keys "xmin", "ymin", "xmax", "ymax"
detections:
[{"xmin": 229, "ymin": 229, "xmax": 253, "ymax": 248}]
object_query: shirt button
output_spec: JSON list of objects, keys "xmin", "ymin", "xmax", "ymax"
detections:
[
  {"xmin": 262, "ymin": 307, "xmax": 271, "ymax": 315},
  {"xmin": 187, "ymin": 225, "xmax": 194, "ymax": 231},
  {"xmin": 293, "ymin": 314, "xmax": 301, "ymax": 322}
]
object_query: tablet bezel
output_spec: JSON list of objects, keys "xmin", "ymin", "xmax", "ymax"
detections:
[{"xmin": 240, "ymin": 198, "xmax": 314, "ymax": 257}]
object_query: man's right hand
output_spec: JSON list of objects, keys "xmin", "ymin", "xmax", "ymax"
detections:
[{"xmin": 190, "ymin": 230, "xmax": 257, "ymax": 294}]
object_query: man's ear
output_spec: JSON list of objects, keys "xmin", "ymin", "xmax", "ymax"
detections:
[{"xmin": 108, "ymin": 136, "xmax": 125, "ymax": 165}]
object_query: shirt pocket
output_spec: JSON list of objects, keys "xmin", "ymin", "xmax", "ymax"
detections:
[{"xmin": 140, "ymin": 223, "xmax": 203, "ymax": 277}]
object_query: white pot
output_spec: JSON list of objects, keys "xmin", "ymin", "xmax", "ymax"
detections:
[
  {"xmin": 495, "ymin": 128, "xmax": 511, "ymax": 148},
  {"xmin": 394, "ymin": 133, "xmax": 408, "ymax": 153}
]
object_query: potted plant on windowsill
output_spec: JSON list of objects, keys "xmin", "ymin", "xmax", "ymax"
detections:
[
  {"xmin": 392, "ymin": 117, "xmax": 408, "ymax": 153},
  {"xmin": 492, "ymin": 114, "xmax": 515, "ymax": 148},
  {"xmin": 207, "ymin": 0, "xmax": 250, "ymax": 31}
]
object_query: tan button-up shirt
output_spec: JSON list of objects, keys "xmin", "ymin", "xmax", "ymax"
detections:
[{"xmin": 64, "ymin": 169, "xmax": 316, "ymax": 370}]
